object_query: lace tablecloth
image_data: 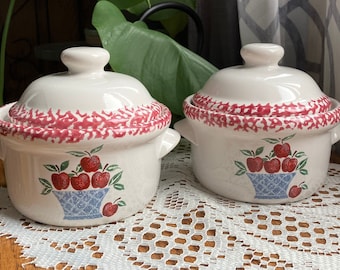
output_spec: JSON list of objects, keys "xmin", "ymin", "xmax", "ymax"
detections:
[{"xmin": 1, "ymin": 139, "xmax": 340, "ymax": 269}]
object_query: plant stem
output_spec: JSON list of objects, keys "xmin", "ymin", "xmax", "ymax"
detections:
[
  {"xmin": 0, "ymin": 0, "xmax": 16, "ymax": 106},
  {"xmin": 145, "ymin": 0, "xmax": 151, "ymax": 8}
]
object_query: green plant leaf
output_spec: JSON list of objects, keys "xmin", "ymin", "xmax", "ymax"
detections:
[
  {"xmin": 60, "ymin": 160, "xmax": 69, "ymax": 171},
  {"xmin": 297, "ymin": 158, "xmax": 308, "ymax": 170},
  {"xmin": 160, "ymin": 12, "xmax": 188, "ymax": 37},
  {"xmin": 106, "ymin": 0, "xmax": 144, "ymax": 10},
  {"xmin": 295, "ymin": 151, "xmax": 306, "ymax": 158},
  {"xmin": 92, "ymin": 0, "xmax": 218, "ymax": 116},
  {"xmin": 234, "ymin": 161, "xmax": 246, "ymax": 171},
  {"xmin": 106, "ymin": 164, "xmax": 120, "ymax": 171},
  {"xmin": 240, "ymin": 150, "xmax": 253, "ymax": 157},
  {"xmin": 299, "ymin": 169, "xmax": 308, "ymax": 175},
  {"xmin": 43, "ymin": 165, "xmax": 58, "ymax": 172},
  {"xmin": 282, "ymin": 134, "xmax": 295, "ymax": 142},
  {"xmin": 268, "ymin": 149, "xmax": 275, "ymax": 158},
  {"xmin": 118, "ymin": 200, "xmax": 127, "ymax": 206},
  {"xmin": 114, "ymin": 183, "xmax": 125, "ymax": 190},
  {"xmin": 76, "ymin": 164, "xmax": 83, "ymax": 173},
  {"xmin": 67, "ymin": 151, "xmax": 86, "ymax": 157},
  {"xmin": 41, "ymin": 187, "xmax": 53, "ymax": 195},
  {"xmin": 39, "ymin": 178, "xmax": 53, "ymax": 195},
  {"xmin": 90, "ymin": 145, "xmax": 103, "ymax": 154},
  {"xmin": 255, "ymin": 147, "xmax": 264, "ymax": 156},
  {"xmin": 39, "ymin": 178, "xmax": 52, "ymax": 188},
  {"xmin": 262, "ymin": 138, "xmax": 280, "ymax": 144},
  {"xmin": 235, "ymin": 169, "xmax": 246, "ymax": 176},
  {"xmin": 109, "ymin": 171, "xmax": 123, "ymax": 185},
  {"xmin": 127, "ymin": 0, "xmax": 195, "ymax": 19}
]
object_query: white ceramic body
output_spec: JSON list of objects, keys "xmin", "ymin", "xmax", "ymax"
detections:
[
  {"xmin": 175, "ymin": 98, "xmax": 340, "ymax": 204},
  {"xmin": 0, "ymin": 104, "xmax": 180, "ymax": 226}
]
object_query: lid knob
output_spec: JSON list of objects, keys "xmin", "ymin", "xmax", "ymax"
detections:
[
  {"xmin": 61, "ymin": 46, "xmax": 110, "ymax": 74},
  {"xmin": 241, "ymin": 43, "xmax": 284, "ymax": 67}
]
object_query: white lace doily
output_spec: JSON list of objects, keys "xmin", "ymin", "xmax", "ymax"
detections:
[{"xmin": 1, "ymin": 139, "xmax": 340, "ymax": 269}]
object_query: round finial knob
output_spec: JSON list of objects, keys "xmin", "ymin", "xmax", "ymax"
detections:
[
  {"xmin": 240, "ymin": 43, "xmax": 284, "ymax": 67},
  {"xmin": 61, "ymin": 47, "xmax": 110, "ymax": 74}
]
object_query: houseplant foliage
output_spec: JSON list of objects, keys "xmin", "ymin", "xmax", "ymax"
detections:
[
  {"xmin": 92, "ymin": 0, "xmax": 218, "ymax": 116},
  {"xmin": 106, "ymin": 0, "xmax": 196, "ymax": 37}
]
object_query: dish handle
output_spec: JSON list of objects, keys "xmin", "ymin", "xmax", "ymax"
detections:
[
  {"xmin": 156, "ymin": 128, "xmax": 181, "ymax": 159},
  {"xmin": 174, "ymin": 119, "xmax": 198, "ymax": 146}
]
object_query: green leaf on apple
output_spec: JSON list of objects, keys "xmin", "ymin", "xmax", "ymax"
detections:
[
  {"xmin": 75, "ymin": 164, "xmax": 84, "ymax": 173},
  {"xmin": 255, "ymin": 147, "xmax": 264, "ymax": 156},
  {"xmin": 235, "ymin": 161, "xmax": 246, "ymax": 170},
  {"xmin": 67, "ymin": 151, "xmax": 86, "ymax": 157},
  {"xmin": 114, "ymin": 183, "xmax": 125, "ymax": 190},
  {"xmin": 60, "ymin": 160, "xmax": 69, "ymax": 171},
  {"xmin": 235, "ymin": 169, "xmax": 246, "ymax": 176},
  {"xmin": 109, "ymin": 171, "xmax": 123, "ymax": 185},
  {"xmin": 295, "ymin": 151, "xmax": 306, "ymax": 158},
  {"xmin": 234, "ymin": 161, "xmax": 246, "ymax": 175},
  {"xmin": 90, "ymin": 145, "xmax": 103, "ymax": 154},
  {"xmin": 240, "ymin": 150, "xmax": 253, "ymax": 156},
  {"xmin": 282, "ymin": 134, "xmax": 295, "ymax": 142},
  {"xmin": 39, "ymin": 178, "xmax": 53, "ymax": 195},
  {"xmin": 106, "ymin": 164, "xmax": 120, "ymax": 171},
  {"xmin": 297, "ymin": 158, "xmax": 308, "ymax": 170},
  {"xmin": 262, "ymin": 138, "xmax": 280, "ymax": 144},
  {"xmin": 301, "ymin": 183, "xmax": 308, "ymax": 189},
  {"xmin": 299, "ymin": 168, "xmax": 308, "ymax": 175},
  {"xmin": 118, "ymin": 200, "xmax": 126, "ymax": 207},
  {"xmin": 268, "ymin": 149, "xmax": 275, "ymax": 158},
  {"xmin": 43, "ymin": 164, "xmax": 58, "ymax": 172}
]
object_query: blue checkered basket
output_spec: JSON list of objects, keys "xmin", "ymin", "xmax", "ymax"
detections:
[
  {"xmin": 53, "ymin": 188, "xmax": 109, "ymax": 220},
  {"xmin": 246, "ymin": 173, "xmax": 296, "ymax": 199}
]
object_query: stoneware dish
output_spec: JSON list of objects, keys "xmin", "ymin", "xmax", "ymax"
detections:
[
  {"xmin": 0, "ymin": 47, "xmax": 180, "ymax": 226},
  {"xmin": 175, "ymin": 43, "xmax": 340, "ymax": 204}
]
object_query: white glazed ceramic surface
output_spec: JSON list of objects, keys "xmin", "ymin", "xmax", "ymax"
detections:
[
  {"xmin": 0, "ymin": 47, "xmax": 181, "ymax": 226},
  {"xmin": 191, "ymin": 43, "xmax": 331, "ymax": 117},
  {"xmin": 174, "ymin": 43, "xmax": 340, "ymax": 204}
]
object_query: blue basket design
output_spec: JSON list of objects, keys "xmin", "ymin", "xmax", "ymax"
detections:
[
  {"xmin": 246, "ymin": 173, "xmax": 296, "ymax": 199},
  {"xmin": 53, "ymin": 188, "xmax": 109, "ymax": 220}
]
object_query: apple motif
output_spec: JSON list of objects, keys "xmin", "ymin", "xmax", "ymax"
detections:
[
  {"xmin": 51, "ymin": 172, "xmax": 70, "ymax": 190},
  {"xmin": 273, "ymin": 143, "xmax": 291, "ymax": 158},
  {"xmin": 264, "ymin": 158, "xmax": 281, "ymax": 173},
  {"xmin": 102, "ymin": 202, "xmax": 118, "ymax": 217},
  {"xmin": 246, "ymin": 157, "xmax": 263, "ymax": 172},
  {"xmin": 282, "ymin": 158, "xmax": 298, "ymax": 172},
  {"xmin": 80, "ymin": 155, "xmax": 101, "ymax": 172},
  {"xmin": 71, "ymin": 173, "xmax": 91, "ymax": 190},
  {"xmin": 288, "ymin": 185, "xmax": 302, "ymax": 198},
  {"xmin": 92, "ymin": 172, "xmax": 110, "ymax": 188}
]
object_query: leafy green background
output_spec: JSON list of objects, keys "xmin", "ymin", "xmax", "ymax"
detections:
[{"xmin": 92, "ymin": 0, "xmax": 218, "ymax": 116}]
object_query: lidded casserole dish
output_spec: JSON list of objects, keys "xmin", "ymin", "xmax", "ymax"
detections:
[
  {"xmin": 5, "ymin": 47, "xmax": 171, "ymax": 142},
  {"xmin": 175, "ymin": 43, "xmax": 340, "ymax": 204},
  {"xmin": 0, "ymin": 47, "xmax": 180, "ymax": 226}
]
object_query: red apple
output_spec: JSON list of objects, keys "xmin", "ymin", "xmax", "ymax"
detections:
[
  {"xmin": 102, "ymin": 202, "xmax": 118, "ymax": 217},
  {"xmin": 288, "ymin": 185, "xmax": 302, "ymax": 198},
  {"xmin": 51, "ymin": 172, "xmax": 70, "ymax": 190},
  {"xmin": 80, "ymin": 155, "xmax": 101, "ymax": 172},
  {"xmin": 92, "ymin": 172, "xmax": 110, "ymax": 188},
  {"xmin": 273, "ymin": 143, "xmax": 291, "ymax": 158},
  {"xmin": 282, "ymin": 158, "xmax": 298, "ymax": 172},
  {"xmin": 246, "ymin": 157, "xmax": 263, "ymax": 172},
  {"xmin": 264, "ymin": 158, "xmax": 281, "ymax": 173},
  {"xmin": 71, "ymin": 173, "xmax": 91, "ymax": 190}
]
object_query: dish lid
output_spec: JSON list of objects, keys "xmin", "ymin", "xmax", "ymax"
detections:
[
  {"xmin": 191, "ymin": 43, "xmax": 331, "ymax": 117},
  {"xmin": 8, "ymin": 47, "xmax": 171, "ymax": 131}
]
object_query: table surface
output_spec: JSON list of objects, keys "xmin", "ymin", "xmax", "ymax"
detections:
[{"xmin": 1, "ymin": 139, "xmax": 340, "ymax": 270}]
